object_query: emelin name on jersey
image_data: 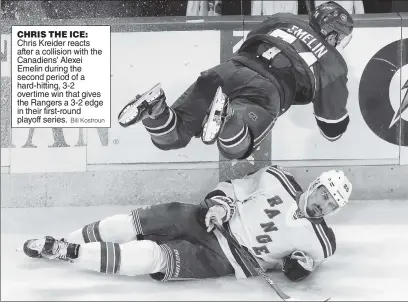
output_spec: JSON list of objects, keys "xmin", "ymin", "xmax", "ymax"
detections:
[{"xmin": 286, "ymin": 25, "xmax": 328, "ymax": 58}]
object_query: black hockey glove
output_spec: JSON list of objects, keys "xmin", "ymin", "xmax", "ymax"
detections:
[{"xmin": 282, "ymin": 251, "xmax": 314, "ymax": 282}]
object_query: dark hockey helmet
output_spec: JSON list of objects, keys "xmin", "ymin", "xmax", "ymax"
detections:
[{"xmin": 309, "ymin": 1, "xmax": 353, "ymax": 48}]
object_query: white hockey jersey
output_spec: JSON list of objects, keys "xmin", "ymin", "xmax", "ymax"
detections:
[{"xmin": 212, "ymin": 166, "xmax": 336, "ymax": 279}]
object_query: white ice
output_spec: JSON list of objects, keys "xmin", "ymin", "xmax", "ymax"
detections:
[{"xmin": 2, "ymin": 200, "xmax": 408, "ymax": 301}]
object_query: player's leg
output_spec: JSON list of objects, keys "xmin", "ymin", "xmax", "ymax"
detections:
[
  {"xmin": 23, "ymin": 208, "xmax": 233, "ymax": 279},
  {"xmin": 118, "ymin": 69, "xmax": 223, "ymax": 150},
  {"xmin": 24, "ymin": 236, "xmax": 168, "ymax": 277},
  {"xmin": 76, "ymin": 240, "xmax": 167, "ymax": 276},
  {"xmin": 131, "ymin": 202, "xmax": 209, "ymax": 243},
  {"xmin": 142, "ymin": 69, "xmax": 223, "ymax": 150},
  {"xmin": 41, "ymin": 202, "xmax": 208, "ymax": 246},
  {"xmin": 132, "ymin": 203, "xmax": 239, "ymax": 280},
  {"xmin": 217, "ymin": 98, "xmax": 277, "ymax": 160},
  {"xmin": 64, "ymin": 213, "xmax": 137, "ymax": 244},
  {"xmin": 217, "ymin": 73, "xmax": 281, "ymax": 160},
  {"xmin": 22, "ymin": 202, "xmax": 192, "ymax": 273},
  {"xmin": 149, "ymin": 239, "xmax": 234, "ymax": 281},
  {"xmin": 23, "ymin": 236, "xmax": 233, "ymax": 280}
]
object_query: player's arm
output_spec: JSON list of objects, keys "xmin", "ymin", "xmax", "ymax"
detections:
[
  {"xmin": 313, "ymin": 75, "xmax": 350, "ymax": 142},
  {"xmin": 199, "ymin": 167, "xmax": 268, "ymax": 231},
  {"xmin": 282, "ymin": 224, "xmax": 336, "ymax": 282}
]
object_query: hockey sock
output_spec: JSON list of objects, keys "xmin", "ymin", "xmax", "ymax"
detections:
[
  {"xmin": 218, "ymin": 110, "xmax": 252, "ymax": 160},
  {"xmin": 73, "ymin": 240, "xmax": 167, "ymax": 276},
  {"xmin": 142, "ymin": 107, "xmax": 177, "ymax": 136},
  {"xmin": 72, "ymin": 242, "xmax": 121, "ymax": 274},
  {"xmin": 66, "ymin": 214, "xmax": 137, "ymax": 244},
  {"xmin": 82, "ymin": 220, "xmax": 102, "ymax": 243}
]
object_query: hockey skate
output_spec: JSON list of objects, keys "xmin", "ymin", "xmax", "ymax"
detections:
[
  {"xmin": 23, "ymin": 236, "xmax": 74, "ymax": 262},
  {"xmin": 118, "ymin": 83, "xmax": 166, "ymax": 128},
  {"xmin": 201, "ymin": 86, "xmax": 232, "ymax": 145}
]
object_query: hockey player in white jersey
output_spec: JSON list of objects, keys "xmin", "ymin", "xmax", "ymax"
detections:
[{"xmin": 22, "ymin": 166, "xmax": 351, "ymax": 283}]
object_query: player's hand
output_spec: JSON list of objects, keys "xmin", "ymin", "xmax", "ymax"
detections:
[
  {"xmin": 282, "ymin": 250, "xmax": 314, "ymax": 282},
  {"xmin": 290, "ymin": 251, "xmax": 314, "ymax": 272},
  {"xmin": 205, "ymin": 205, "xmax": 227, "ymax": 232}
]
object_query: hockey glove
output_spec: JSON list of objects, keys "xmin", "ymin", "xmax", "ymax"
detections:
[
  {"xmin": 282, "ymin": 251, "xmax": 314, "ymax": 282},
  {"xmin": 203, "ymin": 196, "xmax": 236, "ymax": 232}
]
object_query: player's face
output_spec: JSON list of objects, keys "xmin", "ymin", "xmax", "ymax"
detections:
[
  {"xmin": 326, "ymin": 32, "xmax": 338, "ymax": 47},
  {"xmin": 306, "ymin": 185, "xmax": 339, "ymax": 218}
]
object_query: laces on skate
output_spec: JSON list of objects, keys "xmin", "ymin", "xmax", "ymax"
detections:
[{"xmin": 49, "ymin": 239, "xmax": 69, "ymax": 261}]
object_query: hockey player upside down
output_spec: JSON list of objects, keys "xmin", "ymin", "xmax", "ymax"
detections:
[
  {"xmin": 118, "ymin": 1, "xmax": 354, "ymax": 160},
  {"xmin": 24, "ymin": 166, "xmax": 352, "ymax": 283}
]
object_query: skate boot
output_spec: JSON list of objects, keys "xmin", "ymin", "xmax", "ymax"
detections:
[
  {"xmin": 23, "ymin": 236, "xmax": 77, "ymax": 262},
  {"xmin": 201, "ymin": 86, "xmax": 233, "ymax": 145},
  {"xmin": 118, "ymin": 83, "xmax": 167, "ymax": 128}
]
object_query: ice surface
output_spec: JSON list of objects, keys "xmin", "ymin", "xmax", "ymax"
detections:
[{"xmin": 2, "ymin": 200, "xmax": 408, "ymax": 301}]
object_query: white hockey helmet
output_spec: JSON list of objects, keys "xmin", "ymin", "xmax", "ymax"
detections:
[{"xmin": 304, "ymin": 170, "xmax": 352, "ymax": 217}]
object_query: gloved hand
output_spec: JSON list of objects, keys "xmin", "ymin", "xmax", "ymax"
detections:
[
  {"xmin": 282, "ymin": 251, "xmax": 314, "ymax": 282},
  {"xmin": 203, "ymin": 196, "xmax": 235, "ymax": 232},
  {"xmin": 205, "ymin": 205, "xmax": 227, "ymax": 232},
  {"xmin": 290, "ymin": 251, "xmax": 314, "ymax": 272}
]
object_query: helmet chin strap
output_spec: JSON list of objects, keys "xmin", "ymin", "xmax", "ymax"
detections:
[
  {"xmin": 303, "ymin": 192, "xmax": 311, "ymax": 218},
  {"xmin": 303, "ymin": 182, "xmax": 321, "ymax": 219}
]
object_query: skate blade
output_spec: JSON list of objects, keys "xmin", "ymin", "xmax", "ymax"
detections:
[
  {"xmin": 201, "ymin": 86, "xmax": 227, "ymax": 145},
  {"xmin": 118, "ymin": 83, "xmax": 162, "ymax": 125}
]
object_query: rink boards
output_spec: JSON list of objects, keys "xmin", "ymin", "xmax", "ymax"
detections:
[{"xmin": 1, "ymin": 14, "xmax": 408, "ymax": 207}]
